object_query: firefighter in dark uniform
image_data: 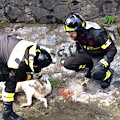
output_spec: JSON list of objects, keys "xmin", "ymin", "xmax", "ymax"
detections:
[
  {"xmin": 0, "ymin": 33, "xmax": 52, "ymax": 120},
  {"xmin": 64, "ymin": 13, "xmax": 117, "ymax": 89}
]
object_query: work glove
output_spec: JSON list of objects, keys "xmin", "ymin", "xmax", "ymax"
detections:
[
  {"xmin": 98, "ymin": 56, "xmax": 110, "ymax": 70},
  {"xmin": 91, "ymin": 56, "xmax": 110, "ymax": 80}
]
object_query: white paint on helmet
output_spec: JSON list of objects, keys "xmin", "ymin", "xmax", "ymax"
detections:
[{"xmin": 85, "ymin": 21, "xmax": 101, "ymax": 30}]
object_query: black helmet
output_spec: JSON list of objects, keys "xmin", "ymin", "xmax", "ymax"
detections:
[
  {"xmin": 64, "ymin": 13, "xmax": 86, "ymax": 32},
  {"xmin": 33, "ymin": 46, "xmax": 52, "ymax": 73}
]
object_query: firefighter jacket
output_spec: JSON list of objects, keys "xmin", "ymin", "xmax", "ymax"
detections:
[
  {"xmin": 76, "ymin": 27, "xmax": 117, "ymax": 62},
  {"xmin": 0, "ymin": 33, "xmax": 42, "ymax": 82}
]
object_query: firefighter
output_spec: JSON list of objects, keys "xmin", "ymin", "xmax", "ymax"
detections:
[
  {"xmin": 0, "ymin": 33, "xmax": 52, "ymax": 120},
  {"xmin": 64, "ymin": 13, "xmax": 117, "ymax": 89}
]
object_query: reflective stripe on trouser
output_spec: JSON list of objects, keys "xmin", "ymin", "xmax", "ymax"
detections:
[
  {"xmin": 2, "ymin": 91, "xmax": 15, "ymax": 102},
  {"xmin": 64, "ymin": 52, "xmax": 93, "ymax": 72},
  {"xmin": 79, "ymin": 65, "xmax": 86, "ymax": 69},
  {"xmin": 103, "ymin": 70, "xmax": 111, "ymax": 81}
]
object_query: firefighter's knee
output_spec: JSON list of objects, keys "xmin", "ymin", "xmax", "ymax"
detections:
[{"xmin": 64, "ymin": 60, "xmax": 71, "ymax": 70}]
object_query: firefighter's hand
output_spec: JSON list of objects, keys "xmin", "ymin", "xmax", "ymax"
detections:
[
  {"xmin": 91, "ymin": 64, "xmax": 105, "ymax": 80},
  {"xmin": 98, "ymin": 56, "xmax": 110, "ymax": 69}
]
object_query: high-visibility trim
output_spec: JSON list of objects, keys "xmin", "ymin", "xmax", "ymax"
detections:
[
  {"xmin": 79, "ymin": 65, "xmax": 86, "ymax": 69},
  {"xmin": 25, "ymin": 59, "xmax": 28, "ymax": 65},
  {"xmin": 33, "ymin": 65, "xmax": 38, "ymax": 67},
  {"xmin": 7, "ymin": 40, "xmax": 35, "ymax": 69},
  {"xmin": 101, "ymin": 39, "xmax": 112, "ymax": 49},
  {"xmin": 36, "ymin": 49, "xmax": 41, "ymax": 53},
  {"xmin": 64, "ymin": 25, "xmax": 75, "ymax": 32},
  {"xmin": 9, "ymin": 116, "xmax": 14, "ymax": 119},
  {"xmin": 82, "ymin": 22, "xmax": 85, "ymax": 27},
  {"xmin": 38, "ymin": 71, "xmax": 42, "ymax": 76},
  {"xmin": 82, "ymin": 45, "xmax": 100, "ymax": 50},
  {"xmin": 2, "ymin": 91, "xmax": 15, "ymax": 102},
  {"xmin": 100, "ymin": 59, "xmax": 109, "ymax": 68},
  {"xmin": 29, "ymin": 42, "xmax": 37, "ymax": 72},
  {"xmin": 103, "ymin": 70, "xmax": 111, "ymax": 80}
]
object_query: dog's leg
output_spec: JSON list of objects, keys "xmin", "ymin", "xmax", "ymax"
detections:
[
  {"xmin": 20, "ymin": 93, "xmax": 33, "ymax": 108},
  {"xmin": 37, "ymin": 97, "xmax": 48, "ymax": 108}
]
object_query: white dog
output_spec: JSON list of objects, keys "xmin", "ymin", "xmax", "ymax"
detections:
[{"xmin": 15, "ymin": 74, "xmax": 51, "ymax": 108}]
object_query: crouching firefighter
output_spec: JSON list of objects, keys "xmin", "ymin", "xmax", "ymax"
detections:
[
  {"xmin": 0, "ymin": 33, "xmax": 52, "ymax": 120},
  {"xmin": 63, "ymin": 13, "xmax": 117, "ymax": 89}
]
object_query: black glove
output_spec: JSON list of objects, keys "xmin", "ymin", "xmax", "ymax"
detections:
[
  {"xmin": 91, "ymin": 56, "xmax": 110, "ymax": 80},
  {"xmin": 98, "ymin": 56, "xmax": 110, "ymax": 69}
]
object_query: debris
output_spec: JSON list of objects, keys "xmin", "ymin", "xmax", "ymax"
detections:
[{"xmin": 58, "ymin": 88, "xmax": 73, "ymax": 99}]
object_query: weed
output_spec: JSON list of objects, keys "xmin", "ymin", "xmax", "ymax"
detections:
[
  {"xmin": 0, "ymin": 89, "xmax": 2, "ymax": 93},
  {"xmin": 0, "ymin": 20, "xmax": 10, "ymax": 24},
  {"xmin": 104, "ymin": 16, "xmax": 115, "ymax": 24},
  {"xmin": 49, "ymin": 74, "xmax": 64, "ymax": 89}
]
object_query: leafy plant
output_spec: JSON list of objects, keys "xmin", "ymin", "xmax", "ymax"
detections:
[
  {"xmin": 104, "ymin": 16, "xmax": 115, "ymax": 24},
  {"xmin": 0, "ymin": 20, "xmax": 10, "ymax": 24},
  {"xmin": 0, "ymin": 89, "xmax": 2, "ymax": 93},
  {"xmin": 49, "ymin": 74, "xmax": 64, "ymax": 89}
]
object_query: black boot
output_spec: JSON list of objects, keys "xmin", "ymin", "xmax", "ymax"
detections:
[
  {"xmin": 101, "ymin": 68, "xmax": 114, "ymax": 89},
  {"xmin": 2, "ymin": 102, "xmax": 24, "ymax": 120}
]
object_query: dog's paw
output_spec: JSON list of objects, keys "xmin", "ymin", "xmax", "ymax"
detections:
[
  {"xmin": 38, "ymin": 98, "xmax": 48, "ymax": 108},
  {"xmin": 43, "ymin": 101, "xmax": 48, "ymax": 108},
  {"xmin": 20, "ymin": 103, "xmax": 31, "ymax": 108}
]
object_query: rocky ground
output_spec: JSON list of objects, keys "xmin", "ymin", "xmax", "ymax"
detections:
[{"xmin": 0, "ymin": 23, "xmax": 120, "ymax": 120}]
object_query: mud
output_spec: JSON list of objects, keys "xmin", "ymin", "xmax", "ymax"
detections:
[{"xmin": 0, "ymin": 23, "xmax": 120, "ymax": 120}]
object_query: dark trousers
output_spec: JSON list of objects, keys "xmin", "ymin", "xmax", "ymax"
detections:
[
  {"xmin": 64, "ymin": 51, "xmax": 110, "ymax": 80},
  {"xmin": 64, "ymin": 51, "xmax": 93, "ymax": 72},
  {"xmin": 0, "ymin": 61, "xmax": 16, "ymax": 93}
]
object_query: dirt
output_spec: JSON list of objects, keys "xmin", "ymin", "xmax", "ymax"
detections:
[
  {"xmin": 0, "ymin": 23, "xmax": 120, "ymax": 120},
  {"xmin": 0, "ymin": 88, "xmax": 120, "ymax": 120}
]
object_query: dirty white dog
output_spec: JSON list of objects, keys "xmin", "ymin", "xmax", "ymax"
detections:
[{"xmin": 15, "ymin": 74, "xmax": 51, "ymax": 108}]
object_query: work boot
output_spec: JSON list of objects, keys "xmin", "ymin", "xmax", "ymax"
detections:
[
  {"xmin": 84, "ymin": 68, "xmax": 91, "ymax": 78},
  {"xmin": 2, "ymin": 102, "xmax": 24, "ymax": 120},
  {"xmin": 101, "ymin": 68, "xmax": 114, "ymax": 89}
]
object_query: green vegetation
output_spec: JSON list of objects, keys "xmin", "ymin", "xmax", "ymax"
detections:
[
  {"xmin": 0, "ymin": 20, "xmax": 10, "ymax": 24},
  {"xmin": 0, "ymin": 89, "xmax": 2, "ymax": 93},
  {"xmin": 49, "ymin": 74, "xmax": 64, "ymax": 89},
  {"xmin": 104, "ymin": 16, "xmax": 115, "ymax": 24}
]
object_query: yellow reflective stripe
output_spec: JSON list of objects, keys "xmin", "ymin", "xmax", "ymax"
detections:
[
  {"xmin": 100, "ymin": 59, "xmax": 108, "ymax": 68},
  {"xmin": 9, "ymin": 116, "xmax": 14, "ymax": 119},
  {"xmin": 64, "ymin": 25, "xmax": 75, "ymax": 32},
  {"xmin": 103, "ymin": 70, "xmax": 111, "ymax": 80},
  {"xmin": 38, "ymin": 71, "xmax": 42, "ymax": 76},
  {"xmin": 101, "ymin": 39, "xmax": 112, "ymax": 49},
  {"xmin": 83, "ymin": 45, "xmax": 100, "ymax": 50},
  {"xmin": 2, "ymin": 92, "xmax": 15, "ymax": 102},
  {"xmin": 3, "ymin": 97, "xmax": 14, "ymax": 102},
  {"xmin": 79, "ymin": 65, "xmax": 86, "ymax": 69},
  {"xmin": 33, "ymin": 65, "xmax": 38, "ymax": 67},
  {"xmin": 36, "ymin": 49, "xmax": 41, "ymax": 53},
  {"xmin": 29, "ymin": 42, "xmax": 37, "ymax": 72},
  {"xmin": 82, "ymin": 22, "xmax": 85, "ymax": 27},
  {"xmin": 25, "ymin": 59, "xmax": 28, "ymax": 65}
]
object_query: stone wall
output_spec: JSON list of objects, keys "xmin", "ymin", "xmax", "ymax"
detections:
[{"xmin": 0, "ymin": 0, "xmax": 120, "ymax": 23}]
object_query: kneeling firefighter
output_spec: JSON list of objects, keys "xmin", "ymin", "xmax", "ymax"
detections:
[
  {"xmin": 0, "ymin": 33, "xmax": 52, "ymax": 120},
  {"xmin": 64, "ymin": 13, "xmax": 117, "ymax": 89}
]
